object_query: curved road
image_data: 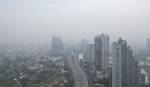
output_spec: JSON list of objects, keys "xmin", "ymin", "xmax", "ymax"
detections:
[{"xmin": 67, "ymin": 55, "xmax": 88, "ymax": 87}]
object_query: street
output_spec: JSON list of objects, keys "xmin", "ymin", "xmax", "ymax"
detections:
[{"xmin": 67, "ymin": 54, "xmax": 89, "ymax": 87}]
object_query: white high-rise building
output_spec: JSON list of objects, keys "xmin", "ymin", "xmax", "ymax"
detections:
[{"xmin": 112, "ymin": 42, "xmax": 122, "ymax": 87}]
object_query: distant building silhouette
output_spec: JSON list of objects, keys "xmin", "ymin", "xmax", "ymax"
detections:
[
  {"xmin": 147, "ymin": 38, "xmax": 150, "ymax": 56},
  {"xmin": 95, "ymin": 34, "xmax": 109, "ymax": 71},
  {"xmin": 52, "ymin": 36, "xmax": 64, "ymax": 55},
  {"xmin": 81, "ymin": 39, "xmax": 88, "ymax": 54},
  {"xmin": 85, "ymin": 44, "xmax": 95, "ymax": 64},
  {"xmin": 147, "ymin": 38, "xmax": 150, "ymax": 50},
  {"xmin": 95, "ymin": 34, "xmax": 109, "ymax": 79}
]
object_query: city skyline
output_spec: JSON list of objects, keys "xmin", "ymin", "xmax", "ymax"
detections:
[{"xmin": 0, "ymin": 0, "xmax": 150, "ymax": 87}]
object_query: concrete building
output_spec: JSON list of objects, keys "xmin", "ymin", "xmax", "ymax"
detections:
[
  {"xmin": 85, "ymin": 44, "xmax": 95, "ymax": 64},
  {"xmin": 112, "ymin": 38, "xmax": 139, "ymax": 87},
  {"xmin": 127, "ymin": 49, "xmax": 139, "ymax": 85},
  {"xmin": 95, "ymin": 34, "xmax": 109, "ymax": 72},
  {"xmin": 147, "ymin": 38, "xmax": 150, "ymax": 50},
  {"xmin": 112, "ymin": 42, "xmax": 122, "ymax": 87},
  {"xmin": 52, "ymin": 36, "xmax": 64, "ymax": 54},
  {"xmin": 81, "ymin": 39, "xmax": 88, "ymax": 55}
]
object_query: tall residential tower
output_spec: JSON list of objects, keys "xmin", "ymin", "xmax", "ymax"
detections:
[
  {"xmin": 95, "ymin": 34, "xmax": 109, "ymax": 72},
  {"xmin": 112, "ymin": 38, "xmax": 139, "ymax": 87},
  {"xmin": 52, "ymin": 36, "xmax": 64, "ymax": 54},
  {"xmin": 112, "ymin": 41, "xmax": 122, "ymax": 87}
]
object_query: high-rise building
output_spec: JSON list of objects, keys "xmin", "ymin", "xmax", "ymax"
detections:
[
  {"xmin": 112, "ymin": 42, "xmax": 122, "ymax": 87},
  {"xmin": 52, "ymin": 36, "xmax": 64, "ymax": 54},
  {"xmin": 132, "ymin": 60, "xmax": 140, "ymax": 84},
  {"xmin": 147, "ymin": 39, "xmax": 150, "ymax": 56},
  {"xmin": 81, "ymin": 39, "xmax": 88, "ymax": 54},
  {"xmin": 95, "ymin": 34, "xmax": 109, "ymax": 72},
  {"xmin": 147, "ymin": 38, "xmax": 150, "ymax": 50},
  {"xmin": 112, "ymin": 38, "xmax": 139, "ymax": 87},
  {"xmin": 119, "ymin": 39, "xmax": 128, "ymax": 86},
  {"xmin": 85, "ymin": 44, "xmax": 95, "ymax": 64},
  {"xmin": 127, "ymin": 47, "xmax": 133, "ymax": 84}
]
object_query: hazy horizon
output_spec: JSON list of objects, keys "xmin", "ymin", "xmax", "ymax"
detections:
[{"xmin": 0, "ymin": 0, "xmax": 150, "ymax": 49}]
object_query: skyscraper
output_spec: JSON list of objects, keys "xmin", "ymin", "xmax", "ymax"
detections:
[
  {"xmin": 52, "ymin": 36, "xmax": 64, "ymax": 54},
  {"xmin": 112, "ymin": 38, "xmax": 139, "ymax": 87},
  {"xmin": 147, "ymin": 38, "xmax": 150, "ymax": 50},
  {"xmin": 112, "ymin": 42, "xmax": 122, "ymax": 87},
  {"xmin": 85, "ymin": 44, "xmax": 95, "ymax": 64},
  {"xmin": 81, "ymin": 39, "xmax": 88, "ymax": 54},
  {"xmin": 118, "ymin": 39, "xmax": 128, "ymax": 86},
  {"xmin": 95, "ymin": 34, "xmax": 109, "ymax": 72},
  {"xmin": 147, "ymin": 39, "xmax": 150, "ymax": 55}
]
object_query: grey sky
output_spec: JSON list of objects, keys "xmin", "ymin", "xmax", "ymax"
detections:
[{"xmin": 0, "ymin": 0, "xmax": 150, "ymax": 48}]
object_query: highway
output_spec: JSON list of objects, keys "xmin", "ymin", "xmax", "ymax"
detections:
[{"xmin": 67, "ymin": 54, "xmax": 88, "ymax": 87}]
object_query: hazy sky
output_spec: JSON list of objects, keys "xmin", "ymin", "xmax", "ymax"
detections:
[{"xmin": 0, "ymin": 0, "xmax": 150, "ymax": 48}]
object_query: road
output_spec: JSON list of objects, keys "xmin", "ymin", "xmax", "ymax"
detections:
[
  {"xmin": 14, "ymin": 79, "xmax": 23, "ymax": 87},
  {"xmin": 67, "ymin": 54, "xmax": 88, "ymax": 87}
]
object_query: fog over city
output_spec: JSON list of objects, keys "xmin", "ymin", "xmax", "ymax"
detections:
[
  {"xmin": 1, "ymin": 1, "xmax": 150, "ymax": 87},
  {"xmin": 0, "ymin": 0, "xmax": 150, "ymax": 48}
]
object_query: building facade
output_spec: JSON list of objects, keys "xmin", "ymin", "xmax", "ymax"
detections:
[
  {"xmin": 147, "ymin": 38, "xmax": 150, "ymax": 50},
  {"xmin": 112, "ymin": 42, "xmax": 122, "ymax": 87},
  {"xmin": 112, "ymin": 38, "xmax": 139, "ymax": 87},
  {"xmin": 85, "ymin": 44, "xmax": 95, "ymax": 64},
  {"xmin": 52, "ymin": 36, "xmax": 64, "ymax": 54},
  {"xmin": 95, "ymin": 34, "xmax": 109, "ymax": 75}
]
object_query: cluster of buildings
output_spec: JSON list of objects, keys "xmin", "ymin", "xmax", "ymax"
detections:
[
  {"xmin": 50, "ymin": 35, "xmax": 150, "ymax": 87},
  {"xmin": 81, "ymin": 34, "xmax": 142, "ymax": 87},
  {"xmin": 0, "ymin": 45, "xmax": 71, "ymax": 87},
  {"xmin": 139, "ymin": 57, "xmax": 150, "ymax": 86},
  {"xmin": 135, "ymin": 38, "xmax": 150, "ymax": 86}
]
